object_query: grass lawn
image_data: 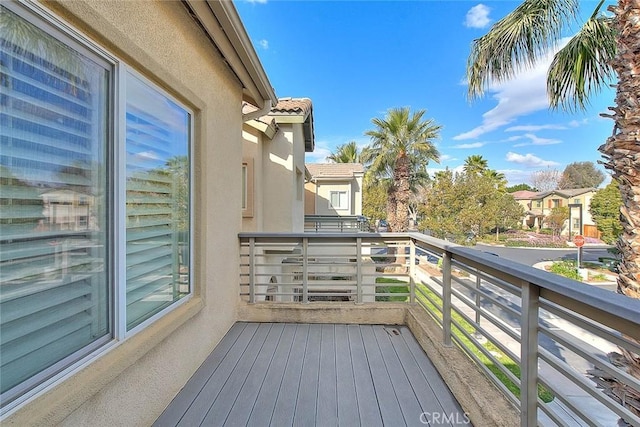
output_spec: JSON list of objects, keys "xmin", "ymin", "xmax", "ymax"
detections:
[
  {"xmin": 415, "ymin": 282, "xmax": 554, "ymax": 403},
  {"xmin": 375, "ymin": 277, "xmax": 409, "ymax": 302}
]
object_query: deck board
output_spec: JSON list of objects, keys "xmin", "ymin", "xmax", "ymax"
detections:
[{"xmin": 155, "ymin": 322, "xmax": 470, "ymax": 427}]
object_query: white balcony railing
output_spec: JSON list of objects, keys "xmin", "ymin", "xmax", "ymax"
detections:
[{"xmin": 239, "ymin": 232, "xmax": 640, "ymax": 426}]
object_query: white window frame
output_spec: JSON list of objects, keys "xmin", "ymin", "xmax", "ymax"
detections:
[
  {"xmin": 0, "ymin": 0, "xmax": 194, "ymax": 412},
  {"xmin": 329, "ymin": 190, "xmax": 350, "ymax": 211}
]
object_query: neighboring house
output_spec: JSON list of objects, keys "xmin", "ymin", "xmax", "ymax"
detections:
[
  {"xmin": 1, "ymin": 1, "xmax": 276, "ymax": 425},
  {"xmin": 305, "ymin": 163, "xmax": 365, "ymax": 216},
  {"xmin": 512, "ymin": 188, "xmax": 598, "ymax": 235},
  {"xmin": 242, "ymin": 98, "xmax": 315, "ymax": 233}
]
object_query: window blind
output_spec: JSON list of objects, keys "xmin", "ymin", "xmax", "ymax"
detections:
[{"xmin": 0, "ymin": 6, "xmax": 109, "ymax": 399}]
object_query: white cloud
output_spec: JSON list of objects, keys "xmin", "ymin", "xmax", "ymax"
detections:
[
  {"xmin": 258, "ymin": 39, "xmax": 269, "ymax": 50},
  {"xmin": 500, "ymin": 169, "xmax": 534, "ymax": 186},
  {"xmin": 505, "ymin": 124, "xmax": 567, "ymax": 132},
  {"xmin": 439, "ymin": 154, "xmax": 456, "ymax": 162},
  {"xmin": 452, "ymin": 142, "xmax": 485, "ymax": 149},
  {"xmin": 454, "ymin": 38, "xmax": 571, "ymax": 141},
  {"xmin": 246, "ymin": 0, "xmax": 267, "ymax": 3},
  {"xmin": 305, "ymin": 146, "xmax": 333, "ymax": 163},
  {"xmin": 505, "ymin": 152, "xmax": 559, "ymax": 168},
  {"xmin": 465, "ymin": 4, "xmax": 491, "ymax": 29},
  {"xmin": 512, "ymin": 133, "xmax": 561, "ymax": 147}
]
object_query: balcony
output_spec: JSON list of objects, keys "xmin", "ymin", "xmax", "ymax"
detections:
[{"xmin": 158, "ymin": 232, "xmax": 640, "ymax": 426}]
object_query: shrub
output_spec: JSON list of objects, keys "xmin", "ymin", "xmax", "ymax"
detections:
[{"xmin": 548, "ymin": 261, "xmax": 581, "ymax": 281}]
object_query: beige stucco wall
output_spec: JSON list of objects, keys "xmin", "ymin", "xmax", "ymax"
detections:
[
  {"xmin": 314, "ymin": 179, "xmax": 362, "ymax": 216},
  {"xmin": 262, "ymin": 122, "xmax": 306, "ymax": 232},
  {"xmin": 242, "ymin": 125, "xmax": 265, "ymax": 232},
  {"xmin": 5, "ymin": 1, "xmax": 244, "ymax": 425}
]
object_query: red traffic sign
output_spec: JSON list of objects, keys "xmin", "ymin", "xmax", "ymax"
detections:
[{"xmin": 574, "ymin": 235, "xmax": 585, "ymax": 247}]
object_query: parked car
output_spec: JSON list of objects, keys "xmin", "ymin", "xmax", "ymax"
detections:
[{"xmin": 377, "ymin": 219, "xmax": 388, "ymax": 232}]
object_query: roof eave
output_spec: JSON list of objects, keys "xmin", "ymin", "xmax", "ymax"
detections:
[{"xmin": 184, "ymin": 0, "xmax": 276, "ymax": 109}]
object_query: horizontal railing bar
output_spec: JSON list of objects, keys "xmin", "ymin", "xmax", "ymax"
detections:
[
  {"xmin": 451, "ymin": 304, "xmax": 521, "ymax": 365},
  {"xmin": 449, "ymin": 328, "xmax": 520, "ymax": 407},
  {"xmin": 539, "ymin": 347, "xmax": 640, "ymax": 425},
  {"xmin": 540, "ymin": 300, "xmax": 640, "ymax": 355},
  {"xmin": 450, "ymin": 275, "xmax": 523, "ymax": 320},
  {"xmin": 539, "ymin": 324, "xmax": 640, "ymax": 391}
]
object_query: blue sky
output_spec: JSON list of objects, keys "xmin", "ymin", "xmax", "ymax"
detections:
[{"xmin": 235, "ymin": 0, "xmax": 616, "ymax": 186}]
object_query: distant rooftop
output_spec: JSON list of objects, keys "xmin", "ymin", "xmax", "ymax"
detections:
[{"xmin": 306, "ymin": 163, "xmax": 365, "ymax": 179}]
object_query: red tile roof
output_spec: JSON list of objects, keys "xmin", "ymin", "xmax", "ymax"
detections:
[{"xmin": 269, "ymin": 97, "xmax": 313, "ymax": 117}]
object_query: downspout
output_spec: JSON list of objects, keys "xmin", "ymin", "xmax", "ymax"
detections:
[{"xmin": 243, "ymin": 99, "xmax": 273, "ymax": 122}]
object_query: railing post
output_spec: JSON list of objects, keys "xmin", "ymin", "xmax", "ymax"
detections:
[
  {"xmin": 356, "ymin": 237, "xmax": 362, "ymax": 304},
  {"xmin": 520, "ymin": 281, "xmax": 539, "ymax": 426},
  {"xmin": 249, "ymin": 237, "xmax": 255, "ymax": 304},
  {"xmin": 409, "ymin": 239, "xmax": 416, "ymax": 303},
  {"xmin": 442, "ymin": 251, "xmax": 452, "ymax": 347},
  {"xmin": 302, "ymin": 237, "xmax": 309, "ymax": 303}
]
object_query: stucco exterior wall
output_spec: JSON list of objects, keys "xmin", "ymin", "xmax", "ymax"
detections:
[
  {"xmin": 242, "ymin": 125, "xmax": 265, "ymax": 232},
  {"xmin": 263, "ymin": 125, "xmax": 295, "ymax": 231},
  {"xmin": 314, "ymin": 180, "xmax": 362, "ymax": 216},
  {"xmin": 5, "ymin": 1, "xmax": 244, "ymax": 425}
]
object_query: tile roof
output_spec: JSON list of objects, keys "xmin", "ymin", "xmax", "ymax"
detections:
[
  {"xmin": 511, "ymin": 190, "xmax": 539, "ymax": 199},
  {"xmin": 269, "ymin": 97, "xmax": 313, "ymax": 117},
  {"xmin": 306, "ymin": 163, "xmax": 365, "ymax": 178},
  {"xmin": 510, "ymin": 188, "xmax": 597, "ymax": 200}
]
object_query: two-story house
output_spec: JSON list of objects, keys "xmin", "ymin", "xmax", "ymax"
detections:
[
  {"xmin": 304, "ymin": 163, "xmax": 365, "ymax": 217},
  {"xmin": 512, "ymin": 188, "xmax": 599, "ymax": 236}
]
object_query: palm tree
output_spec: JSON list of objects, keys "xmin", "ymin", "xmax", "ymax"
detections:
[
  {"xmin": 362, "ymin": 107, "xmax": 441, "ymax": 232},
  {"xmin": 326, "ymin": 141, "xmax": 361, "ymax": 163},
  {"xmin": 463, "ymin": 155, "xmax": 489, "ymax": 175},
  {"xmin": 466, "ymin": 0, "xmax": 640, "ymax": 420}
]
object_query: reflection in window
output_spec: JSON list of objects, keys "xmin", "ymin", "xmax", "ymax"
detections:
[
  {"xmin": 0, "ymin": 5, "xmax": 109, "ymax": 401},
  {"xmin": 125, "ymin": 73, "xmax": 190, "ymax": 330}
]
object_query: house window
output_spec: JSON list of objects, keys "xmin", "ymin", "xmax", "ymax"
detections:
[
  {"xmin": 552, "ymin": 199, "xmax": 562, "ymax": 208},
  {"xmin": 0, "ymin": 2, "xmax": 191, "ymax": 408},
  {"xmin": 535, "ymin": 200, "xmax": 542, "ymax": 208},
  {"xmin": 574, "ymin": 198, "xmax": 581, "ymax": 205},
  {"xmin": 329, "ymin": 191, "xmax": 349, "ymax": 210},
  {"xmin": 242, "ymin": 158, "xmax": 254, "ymax": 217}
]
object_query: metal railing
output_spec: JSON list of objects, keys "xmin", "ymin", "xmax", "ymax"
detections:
[
  {"xmin": 238, "ymin": 232, "xmax": 640, "ymax": 426},
  {"xmin": 303, "ymin": 215, "xmax": 370, "ymax": 233}
]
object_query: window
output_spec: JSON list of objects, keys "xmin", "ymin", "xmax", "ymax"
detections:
[
  {"xmin": 329, "ymin": 191, "xmax": 349, "ymax": 210},
  {"xmin": 535, "ymin": 200, "xmax": 542, "ymax": 208},
  {"xmin": 0, "ymin": 2, "xmax": 191, "ymax": 408},
  {"xmin": 552, "ymin": 199, "xmax": 562, "ymax": 208},
  {"xmin": 574, "ymin": 198, "xmax": 581, "ymax": 205}
]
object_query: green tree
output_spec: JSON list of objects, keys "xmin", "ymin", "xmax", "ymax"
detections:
[
  {"xmin": 362, "ymin": 107, "xmax": 441, "ymax": 232},
  {"xmin": 590, "ymin": 181, "xmax": 623, "ymax": 244},
  {"xmin": 463, "ymin": 155, "xmax": 489, "ymax": 175},
  {"xmin": 559, "ymin": 161, "xmax": 605, "ymax": 189},
  {"xmin": 507, "ymin": 183, "xmax": 536, "ymax": 193},
  {"xmin": 466, "ymin": 0, "xmax": 640, "ymax": 308},
  {"xmin": 362, "ymin": 183, "xmax": 387, "ymax": 226},
  {"xmin": 326, "ymin": 141, "xmax": 362, "ymax": 163},
  {"xmin": 545, "ymin": 206, "xmax": 569, "ymax": 238},
  {"xmin": 419, "ymin": 169, "xmax": 463, "ymax": 240},
  {"xmin": 489, "ymin": 193, "xmax": 526, "ymax": 241}
]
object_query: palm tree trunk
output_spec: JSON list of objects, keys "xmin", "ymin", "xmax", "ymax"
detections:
[
  {"xmin": 392, "ymin": 153, "xmax": 411, "ymax": 232},
  {"xmin": 600, "ymin": 0, "xmax": 640, "ymax": 299},
  {"xmin": 595, "ymin": 1, "xmax": 640, "ymax": 421}
]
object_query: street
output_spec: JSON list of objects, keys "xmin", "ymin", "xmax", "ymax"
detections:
[{"xmin": 474, "ymin": 243, "xmax": 615, "ymax": 266}]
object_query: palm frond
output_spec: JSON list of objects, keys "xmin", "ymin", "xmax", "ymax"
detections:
[
  {"xmin": 467, "ymin": 0, "xmax": 579, "ymax": 99},
  {"xmin": 547, "ymin": 13, "xmax": 615, "ymax": 111}
]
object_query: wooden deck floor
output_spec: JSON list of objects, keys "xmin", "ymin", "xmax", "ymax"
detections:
[{"xmin": 154, "ymin": 323, "xmax": 469, "ymax": 427}]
